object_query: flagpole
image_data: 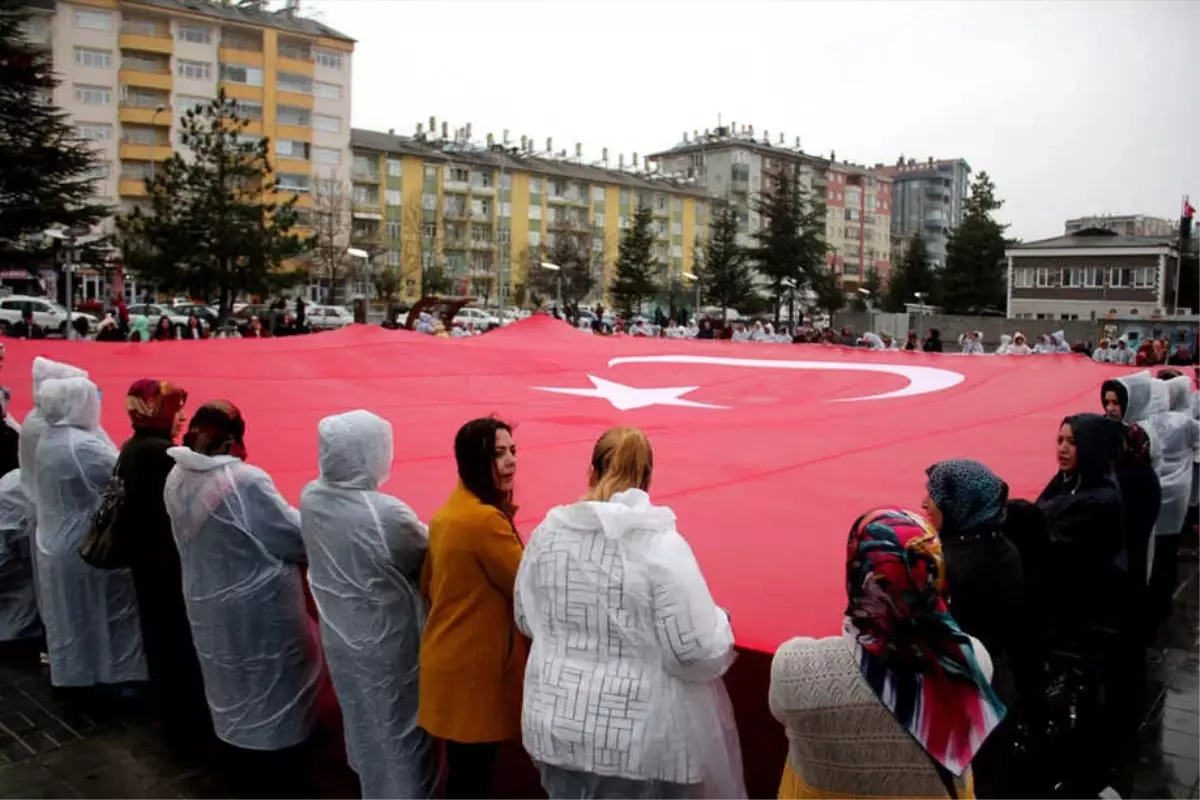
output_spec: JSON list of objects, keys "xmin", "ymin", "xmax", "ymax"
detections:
[{"xmin": 1175, "ymin": 194, "xmax": 1189, "ymax": 315}]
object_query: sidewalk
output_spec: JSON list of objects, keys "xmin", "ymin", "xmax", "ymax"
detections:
[{"xmin": 1, "ymin": 566, "xmax": 1197, "ymax": 799}]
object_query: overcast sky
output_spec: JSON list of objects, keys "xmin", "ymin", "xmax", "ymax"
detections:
[{"xmin": 304, "ymin": 0, "xmax": 1199, "ymax": 242}]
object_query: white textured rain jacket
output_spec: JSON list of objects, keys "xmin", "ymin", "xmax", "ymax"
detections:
[
  {"xmin": 300, "ymin": 410, "xmax": 432, "ymax": 799},
  {"xmin": 164, "ymin": 445, "xmax": 322, "ymax": 751},
  {"xmin": 34, "ymin": 376, "xmax": 146, "ymax": 686},
  {"xmin": 516, "ymin": 488, "xmax": 745, "ymax": 798},
  {"xmin": 0, "ymin": 469, "xmax": 40, "ymax": 642}
]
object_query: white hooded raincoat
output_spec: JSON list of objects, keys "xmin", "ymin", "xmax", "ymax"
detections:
[
  {"xmin": 300, "ymin": 410, "xmax": 432, "ymax": 799},
  {"xmin": 0, "ymin": 469, "xmax": 41, "ymax": 642}
]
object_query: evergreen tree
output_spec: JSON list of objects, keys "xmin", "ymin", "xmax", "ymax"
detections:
[
  {"xmin": 116, "ymin": 90, "xmax": 308, "ymax": 320},
  {"xmin": 609, "ymin": 205, "xmax": 660, "ymax": 315},
  {"xmin": 852, "ymin": 266, "xmax": 883, "ymax": 311},
  {"xmin": 748, "ymin": 166, "xmax": 828, "ymax": 322},
  {"xmin": 530, "ymin": 234, "xmax": 597, "ymax": 317},
  {"xmin": 698, "ymin": 203, "xmax": 754, "ymax": 319},
  {"xmin": 941, "ymin": 171, "xmax": 1008, "ymax": 313},
  {"xmin": 810, "ymin": 265, "xmax": 846, "ymax": 319},
  {"xmin": 883, "ymin": 236, "xmax": 940, "ymax": 312},
  {"xmin": 0, "ymin": 4, "xmax": 108, "ymax": 269}
]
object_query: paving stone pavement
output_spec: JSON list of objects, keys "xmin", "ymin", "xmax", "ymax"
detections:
[{"xmin": 1, "ymin": 565, "xmax": 1197, "ymax": 799}]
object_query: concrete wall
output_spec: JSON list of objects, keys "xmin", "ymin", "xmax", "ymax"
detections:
[{"xmin": 832, "ymin": 311, "xmax": 1102, "ymax": 348}]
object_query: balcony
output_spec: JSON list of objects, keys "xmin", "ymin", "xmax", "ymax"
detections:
[
  {"xmin": 119, "ymin": 142, "xmax": 172, "ymax": 161},
  {"xmin": 350, "ymin": 170, "xmax": 379, "ymax": 184},
  {"xmin": 119, "ymin": 105, "xmax": 172, "ymax": 125},
  {"xmin": 119, "ymin": 68, "xmax": 172, "ymax": 91},
  {"xmin": 276, "ymin": 55, "xmax": 314, "ymax": 76},
  {"xmin": 444, "ymin": 208, "xmax": 470, "ymax": 221},
  {"xmin": 118, "ymin": 179, "xmax": 148, "ymax": 197},
  {"xmin": 119, "ymin": 32, "xmax": 172, "ymax": 54},
  {"xmin": 218, "ymin": 47, "xmax": 264, "ymax": 68},
  {"xmin": 470, "ymin": 239, "xmax": 494, "ymax": 251},
  {"xmin": 470, "ymin": 184, "xmax": 494, "ymax": 195},
  {"xmin": 730, "ymin": 177, "xmax": 750, "ymax": 193}
]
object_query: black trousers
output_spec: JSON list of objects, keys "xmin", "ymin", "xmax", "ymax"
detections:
[
  {"xmin": 1149, "ymin": 533, "xmax": 1182, "ymax": 623},
  {"xmin": 444, "ymin": 740, "xmax": 500, "ymax": 799}
]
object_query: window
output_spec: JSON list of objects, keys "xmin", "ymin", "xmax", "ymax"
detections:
[
  {"xmin": 123, "ymin": 52, "xmax": 167, "ymax": 73},
  {"xmin": 386, "ymin": 189, "xmax": 401, "ymax": 206},
  {"xmin": 74, "ymin": 48, "xmax": 111, "ymax": 69},
  {"xmin": 1035, "ymin": 267, "xmax": 1052, "ymax": 288},
  {"xmin": 121, "ymin": 160, "xmax": 153, "ymax": 180},
  {"xmin": 1109, "ymin": 267, "xmax": 1132, "ymax": 288},
  {"xmin": 423, "ymin": 165, "xmax": 437, "ymax": 182},
  {"xmin": 74, "ymin": 9, "xmax": 112, "ymax": 30},
  {"xmin": 1134, "ymin": 267, "xmax": 1155, "ymax": 288},
  {"xmin": 385, "ymin": 221, "xmax": 401, "ymax": 239},
  {"xmin": 593, "ymin": 237, "xmax": 604, "ymax": 254},
  {"xmin": 594, "ymin": 212, "xmax": 606, "ymax": 228},
  {"xmin": 277, "ymin": 173, "xmax": 310, "ymax": 193},
  {"xmin": 592, "ymin": 186, "xmax": 605, "ymax": 202},
  {"xmin": 386, "ymin": 158, "xmax": 401, "ymax": 177},
  {"xmin": 220, "ymin": 63, "xmax": 263, "ymax": 86},
  {"xmin": 313, "ymin": 114, "xmax": 340, "ymax": 133},
  {"xmin": 177, "ymin": 25, "xmax": 211, "ymax": 43},
  {"xmin": 673, "ymin": 198, "xmax": 682, "ymax": 213},
  {"xmin": 75, "ymin": 84, "xmax": 112, "ymax": 106},
  {"xmin": 352, "ymin": 185, "xmax": 377, "ymax": 206},
  {"xmin": 422, "ymin": 223, "xmax": 436, "ymax": 239},
  {"xmin": 529, "ymin": 177, "xmax": 543, "ymax": 195},
  {"xmin": 221, "ymin": 30, "xmax": 260, "ymax": 51},
  {"xmin": 385, "ymin": 250, "xmax": 400, "ymax": 267},
  {"xmin": 447, "ymin": 167, "xmax": 469, "ymax": 184},
  {"xmin": 177, "ymin": 59, "xmax": 211, "ymax": 80},
  {"xmin": 277, "ymin": 38, "xmax": 311, "ymax": 61},
  {"xmin": 422, "ymin": 194, "xmax": 437, "ymax": 210},
  {"xmin": 232, "ymin": 99, "xmax": 262, "ymax": 120},
  {"xmin": 277, "ymin": 72, "xmax": 312, "ymax": 94},
  {"xmin": 313, "ymin": 146, "xmax": 341, "ymax": 165},
  {"xmin": 76, "ymin": 122, "xmax": 112, "ymax": 141},
  {"xmin": 314, "ymin": 81, "xmax": 342, "ymax": 101},
  {"xmin": 275, "ymin": 139, "xmax": 310, "ymax": 160},
  {"xmin": 315, "ymin": 179, "xmax": 342, "ymax": 196},
  {"xmin": 529, "ymin": 205, "xmax": 542, "ymax": 221},
  {"xmin": 1081, "ymin": 266, "xmax": 1101, "ymax": 288},
  {"xmin": 1061, "ymin": 268, "xmax": 1076, "ymax": 288},
  {"xmin": 672, "ymin": 222, "xmax": 682, "ymax": 235},
  {"xmin": 528, "ymin": 231, "xmax": 541, "ymax": 248},
  {"xmin": 472, "ymin": 198, "xmax": 491, "ymax": 217},
  {"xmin": 277, "ymin": 105, "xmax": 310, "ymax": 126},
  {"xmin": 314, "ymin": 49, "xmax": 343, "ymax": 69},
  {"xmin": 655, "ymin": 194, "xmax": 667, "ymax": 211},
  {"xmin": 122, "ymin": 125, "xmax": 160, "ymax": 145},
  {"xmin": 84, "ymin": 162, "xmax": 110, "ymax": 181},
  {"xmin": 176, "ymin": 95, "xmax": 207, "ymax": 113},
  {"xmin": 1012, "ymin": 267, "xmax": 1033, "ymax": 289}
]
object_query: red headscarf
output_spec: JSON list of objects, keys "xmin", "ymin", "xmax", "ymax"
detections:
[
  {"xmin": 125, "ymin": 379, "xmax": 187, "ymax": 432},
  {"xmin": 182, "ymin": 399, "xmax": 248, "ymax": 460}
]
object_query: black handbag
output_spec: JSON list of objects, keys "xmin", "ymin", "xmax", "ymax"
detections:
[{"xmin": 80, "ymin": 456, "xmax": 129, "ymax": 569}]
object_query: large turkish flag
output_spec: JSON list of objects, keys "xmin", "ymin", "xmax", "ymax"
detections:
[{"xmin": 3, "ymin": 316, "xmax": 1131, "ymax": 652}]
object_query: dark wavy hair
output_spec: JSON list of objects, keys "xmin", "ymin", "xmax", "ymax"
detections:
[{"xmin": 454, "ymin": 417, "xmax": 513, "ymax": 511}]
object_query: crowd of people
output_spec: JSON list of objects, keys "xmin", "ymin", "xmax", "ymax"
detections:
[{"xmin": 0, "ymin": 344, "xmax": 1196, "ymax": 799}]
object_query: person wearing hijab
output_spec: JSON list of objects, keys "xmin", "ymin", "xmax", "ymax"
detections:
[
  {"xmin": 34, "ymin": 376, "xmax": 147, "ymax": 692},
  {"xmin": 20, "ymin": 357, "xmax": 88, "ymax": 507},
  {"xmin": 959, "ymin": 331, "xmax": 985, "ymax": 355},
  {"xmin": 770, "ymin": 507, "xmax": 1003, "ymax": 799},
  {"xmin": 300, "ymin": 410, "xmax": 433, "ymax": 799},
  {"xmin": 127, "ymin": 314, "xmax": 151, "ymax": 343},
  {"xmin": 517, "ymin": 428, "xmax": 743, "ymax": 800},
  {"xmin": 1141, "ymin": 401, "xmax": 1199, "ymax": 624},
  {"xmin": 182, "ymin": 314, "xmax": 207, "ymax": 340},
  {"xmin": 0, "ymin": 468, "xmax": 41, "ymax": 657},
  {"xmin": 116, "ymin": 380, "xmax": 211, "ymax": 747},
  {"xmin": 994, "ymin": 334, "xmax": 1013, "ymax": 355},
  {"xmin": 419, "ymin": 417, "xmax": 525, "ymax": 799},
  {"xmin": 1093, "ymin": 339, "xmax": 1111, "ymax": 363},
  {"xmin": 922, "ymin": 328, "xmax": 943, "ymax": 352},
  {"xmin": 163, "ymin": 401, "xmax": 324, "ymax": 795},
  {"xmin": 859, "ymin": 332, "xmax": 886, "ymax": 351},
  {"xmin": 1008, "ymin": 332, "xmax": 1032, "ymax": 355},
  {"xmin": 152, "ymin": 315, "xmax": 174, "ymax": 341}
]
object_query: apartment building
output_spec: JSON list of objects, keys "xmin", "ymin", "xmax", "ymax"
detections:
[
  {"xmin": 24, "ymin": 0, "xmax": 354, "ymax": 301},
  {"xmin": 876, "ymin": 157, "xmax": 971, "ymax": 268},
  {"xmin": 1064, "ymin": 214, "xmax": 1176, "ymax": 238},
  {"xmin": 350, "ymin": 126, "xmax": 712, "ymax": 305},
  {"xmin": 648, "ymin": 125, "xmax": 893, "ymax": 288},
  {"xmin": 1006, "ymin": 227, "xmax": 1184, "ymax": 320}
]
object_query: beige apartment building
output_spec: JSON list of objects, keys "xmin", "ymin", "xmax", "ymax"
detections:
[{"xmin": 22, "ymin": 0, "xmax": 354, "ymax": 302}]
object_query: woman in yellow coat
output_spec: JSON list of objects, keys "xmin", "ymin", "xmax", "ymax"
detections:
[{"xmin": 419, "ymin": 417, "xmax": 526, "ymax": 799}]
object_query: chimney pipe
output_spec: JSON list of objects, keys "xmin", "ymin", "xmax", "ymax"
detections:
[
  {"xmin": 465, "ymin": 122, "xmax": 472, "ymax": 140},
  {"xmin": 619, "ymin": 153, "xmax": 625, "ymax": 169},
  {"xmin": 387, "ymin": 127, "xmax": 394, "ymax": 136},
  {"xmin": 633, "ymin": 152, "xmax": 638, "ymax": 168},
  {"xmin": 440, "ymin": 121, "xmax": 448, "ymax": 139},
  {"xmin": 602, "ymin": 147, "xmax": 608, "ymax": 163},
  {"xmin": 575, "ymin": 142, "xmax": 582, "ymax": 158},
  {"xmin": 682, "ymin": 132, "xmax": 689, "ymax": 144},
  {"xmin": 416, "ymin": 122, "xmax": 423, "ymax": 135},
  {"xmin": 546, "ymin": 137, "xmax": 552, "ymax": 154},
  {"xmin": 429, "ymin": 116, "xmax": 436, "ymax": 135},
  {"xmin": 486, "ymin": 132, "xmax": 494, "ymax": 148},
  {"xmin": 502, "ymin": 128, "xmax": 509, "ymax": 144}
]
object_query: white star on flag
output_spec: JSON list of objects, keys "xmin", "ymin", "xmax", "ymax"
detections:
[{"xmin": 532, "ymin": 375, "xmax": 727, "ymax": 411}]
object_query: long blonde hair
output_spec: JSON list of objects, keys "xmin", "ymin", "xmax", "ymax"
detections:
[{"xmin": 587, "ymin": 427, "xmax": 653, "ymax": 501}]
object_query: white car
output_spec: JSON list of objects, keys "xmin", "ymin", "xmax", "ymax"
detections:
[
  {"xmin": 306, "ymin": 304, "xmax": 355, "ymax": 330},
  {"xmin": 0, "ymin": 295, "xmax": 96, "ymax": 336},
  {"xmin": 453, "ymin": 307, "xmax": 500, "ymax": 329},
  {"xmin": 128, "ymin": 303, "xmax": 191, "ymax": 335}
]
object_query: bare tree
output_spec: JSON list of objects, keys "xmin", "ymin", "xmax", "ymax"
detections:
[
  {"xmin": 401, "ymin": 199, "xmax": 450, "ymax": 297},
  {"xmin": 301, "ymin": 179, "xmax": 379, "ymax": 306},
  {"xmin": 528, "ymin": 229, "xmax": 601, "ymax": 319}
]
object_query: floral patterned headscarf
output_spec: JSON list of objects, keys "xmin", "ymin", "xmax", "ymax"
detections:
[
  {"xmin": 125, "ymin": 379, "xmax": 187, "ymax": 432},
  {"xmin": 845, "ymin": 507, "xmax": 1005, "ymax": 776},
  {"xmin": 182, "ymin": 400, "xmax": 247, "ymax": 460}
]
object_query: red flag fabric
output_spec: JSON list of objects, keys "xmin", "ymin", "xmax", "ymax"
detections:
[
  {"xmin": 1184, "ymin": 198, "xmax": 1196, "ymax": 219},
  {"xmin": 3, "ymin": 317, "xmax": 1135, "ymax": 652}
]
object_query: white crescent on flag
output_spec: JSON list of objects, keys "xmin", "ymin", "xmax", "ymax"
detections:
[{"xmin": 606, "ymin": 354, "xmax": 966, "ymax": 402}]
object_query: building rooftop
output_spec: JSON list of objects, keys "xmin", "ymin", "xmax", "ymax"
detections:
[
  {"xmin": 126, "ymin": 0, "xmax": 354, "ymax": 42},
  {"xmin": 876, "ymin": 157, "xmax": 971, "ymax": 179},
  {"xmin": 351, "ymin": 127, "xmax": 715, "ymax": 198},
  {"xmin": 1009, "ymin": 227, "xmax": 1177, "ymax": 250}
]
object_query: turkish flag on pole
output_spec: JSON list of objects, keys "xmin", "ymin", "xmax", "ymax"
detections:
[
  {"xmin": 3, "ymin": 318, "xmax": 1139, "ymax": 652},
  {"xmin": 1183, "ymin": 195, "xmax": 1196, "ymax": 219}
]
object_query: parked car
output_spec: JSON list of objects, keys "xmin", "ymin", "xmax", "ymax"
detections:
[
  {"xmin": 306, "ymin": 304, "xmax": 354, "ymax": 331},
  {"xmin": 172, "ymin": 302, "xmax": 220, "ymax": 328},
  {"xmin": 453, "ymin": 306, "xmax": 500, "ymax": 329},
  {"xmin": 0, "ymin": 295, "xmax": 96, "ymax": 336},
  {"xmin": 128, "ymin": 303, "xmax": 193, "ymax": 337}
]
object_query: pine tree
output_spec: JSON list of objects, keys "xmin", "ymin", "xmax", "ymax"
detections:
[
  {"xmin": 853, "ymin": 266, "xmax": 883, "ymax": 311},
  {"xmin": 609, "ymin": 205, "xmax": 659, "ymax": 315},
  {"xmin": 0, "ymin": 5, "xmax": 108, "ymax": 269},
  {"xmin": 530, "ymin": 234, "xmax": 597, "ymax": 317},
  {"xmin": 941, "ymin": 171, "xmax": 1008, "ymax": 313},
  {"xmin": 698, "ymin": 203, "xmax": 754, "ymax": 319},
  {"xmin": 810, "ymin": 265, "xmax": 846, "ymax": 319},
  {"xmin": 749, "ymin": 166, "xmax": 828, "ymax": 321},
  {"xmin": 117, "ymin": 90, "xmax": 309, "ymax": 319},
  {"xmin": 883, "ymin": 236, "xmax": 940, "ymax": 312}
]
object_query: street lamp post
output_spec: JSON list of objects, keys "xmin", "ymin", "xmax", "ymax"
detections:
[
  {"xmin": 539, "ymin": 260, "xmax": 562, "ymax": 312},
  {"xmin": 682, "ymin": 271, "xmax": 700, "ymax": 318},
  {"xmin": 44, "ymin": 226, "xmax": 98, "ymax": 339},
  {"xmin": 913, "ymin": 291, "xmax": 928, "ymax": 342}
]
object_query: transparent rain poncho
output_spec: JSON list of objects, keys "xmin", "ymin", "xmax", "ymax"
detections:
[
  {"xmin": 0, "ymin": 469, "xmax": 41, "ymax": 642},
  {"xmin": 1114, "ymin": 371, "xmax": 1171, "ymax": 423},
  {"xmin": 515, "ymin": 488, "xmax": 745, "ymax": 799},
  {"xmin": 1143, "ymin": 411, "xmax": 1200, "ymax": 537},
  {"xmin": 34, "ymin": 377, "xmax": 146, "ymax": 686},
  {"xmin": 300, "ymin": 410, "xmax": 432, "ymax": 799},
  {"xmin": 163, "ymin": 445, "xmax": 322, "ymax": 751},
  {"xmin": 20, "ymin": 357, "xmax": 88, "ymax": 506}
]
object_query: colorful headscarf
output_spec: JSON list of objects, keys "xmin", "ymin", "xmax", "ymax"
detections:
[
  {"xmin": 845, "ymin": 507, "xmax": 1005, "ymax": 776},
  {"xmin": 125, "ymin": 379, "xmax": 187, "ymax": 432},
  {"xmin": 925, "ymin": 459, "xmax": 1009, "ymax": 534},
  {"xmin": 182, "ymin": 400, "xmax": 247, "ymax": 460}
]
